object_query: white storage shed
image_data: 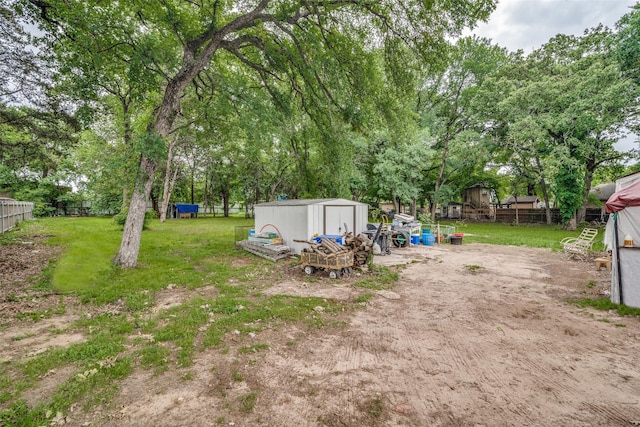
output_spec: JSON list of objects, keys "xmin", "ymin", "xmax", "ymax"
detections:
[{"xmin": 254, "ymin": 199, "xmax": 369, "ymax": 254}]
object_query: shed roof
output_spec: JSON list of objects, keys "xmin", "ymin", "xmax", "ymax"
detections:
[
  {"xmin": 255, "ymin": 198, "xmax": 368, "ymax": 207},
  {"xmin": 502, "ymin": 195, "xmax": 539, "ymax": 204},
  {"xmin": 590, "ymin": 182, "xmax": 616, "ymax": 201}
]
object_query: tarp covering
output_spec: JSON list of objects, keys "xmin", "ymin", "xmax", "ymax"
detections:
[
  {"xmin": 605, "ymin": 180, "xmax": 640, "ymax": 213},
  {"xmin": 175, "ymin": 203, "xmax": 199, "ymax": 213}
]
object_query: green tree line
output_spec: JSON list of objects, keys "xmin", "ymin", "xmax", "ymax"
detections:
[{"xmin": 1, "ymin": 1, "xmax": 638, "ymax": 267}]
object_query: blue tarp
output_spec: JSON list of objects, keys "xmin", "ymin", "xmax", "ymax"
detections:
[{"xmin": 175, "ymin": 204, "xmax": 199, "ymax": 213}]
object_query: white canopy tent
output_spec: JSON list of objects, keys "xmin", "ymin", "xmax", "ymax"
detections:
[{"xmin": 604, "ymin": 179, "xmax": 640, "ymax": 307}]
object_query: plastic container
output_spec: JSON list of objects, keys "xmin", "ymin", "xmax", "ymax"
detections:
[
  {"xmin": 422, "ymin": 228, "xmax": 431, "ymax": 235},
  {"xmin": 422, "ymin": 233, "xmax": 435, "ymax": 246},
  {"xmin": 249, "ymin": 229, "xmax": 255, "ymax": 237},
  {"xmin": 450, "ymin": 236, "xmax": 463, "ymax": 245},
  {"xmin": 624, "ymin": 234, "xmax": 634, "ymax": 247},
  {"xmin": 411, "ymin": 235, "xmax": 420, "ymax": 245}
]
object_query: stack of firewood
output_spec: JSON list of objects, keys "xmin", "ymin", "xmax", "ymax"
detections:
[
  {"xmin": 343, "ymin": 232, "xmax": 373, "ymax": 266},
  {"xmin": 300, "ymin": 238, "xmax": 347, "ymax": 255},
  {"xmin": 297, "ymin": 233, "xmax": 373, "ymax": 267}
]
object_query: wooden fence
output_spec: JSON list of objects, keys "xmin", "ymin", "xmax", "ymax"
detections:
[
  {"xmin": 1, "ymin": 201, "xmax": 34, "ymax": 234},
  {"xmin": 493, "ymin": 208, "xmax": 605, "ymax": 224}
]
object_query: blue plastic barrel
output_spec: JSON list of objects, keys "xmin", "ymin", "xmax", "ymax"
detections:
[
  {"xmin": 411, "ymin": 234, "xmax": 420, "ymax": 245},
  {"xmin": 422, "ymin": 233, "xmax": 435, "ymax": 246},
  {"xmin": 249, "ymin": 229, "xmax": 255, "ymax": 237}
]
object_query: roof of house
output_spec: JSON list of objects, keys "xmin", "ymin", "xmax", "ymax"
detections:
[
  {"xmin": 502, "ymin": 195, "xmax": 540, "ymax": 204},
  {"xmin": 255, "ymin": 198, "xmax": 368, "ymax": 207},
  {"xmin": 590, "ymin": 182, "xmax": 616, "ymax": 201}
]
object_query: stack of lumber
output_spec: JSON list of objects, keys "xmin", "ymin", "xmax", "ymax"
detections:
[
  {"xmin": 248, "ymin": 233, "xmax": 283, "ymax": 245},
  {"xmin": 237, "ymin": 240, "xmax": 290, "ymax": 261},
  {"xmin": 343, "ymin": 232, "xmax": 373, "ymax": 266}
]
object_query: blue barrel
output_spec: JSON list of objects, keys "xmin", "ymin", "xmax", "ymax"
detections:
[
  {"xmin": 411, "ymin": 234, "xmax": 420, "ymax": 245},
  {"xmin": 422, "ymin": 233, "xmax": 435, "ymax": 246},
  {"xmin": 249, "ymin": 229, "xmax": 255, "ymax": 237}
]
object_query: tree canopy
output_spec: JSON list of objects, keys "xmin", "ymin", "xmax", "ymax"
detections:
[{"xmin": 2, "ymin": 0, "xmax": 639, "ymax": 264}]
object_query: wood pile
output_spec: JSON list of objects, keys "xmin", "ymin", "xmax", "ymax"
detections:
[
  {"xmin": 343, "ymin": 232, "xmax": 373, "ymax": 266},
  {"xmin": 298, "ymin": 232, "xmax": 373, "ymax": 268},
  {"xmin": 300, "ymin": 238, "xmax": 346, "ymax": 256}
]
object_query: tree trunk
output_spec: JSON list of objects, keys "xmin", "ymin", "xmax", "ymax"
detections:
[
  {"xmin": 431, "ymin": 135, "xmax": 450, "ymax": 222},
  {"xmin": 160, "ymin": 142, "xmax": 179, "ymax": 222},
  {"xmin": 223, "ymin": 175, "xmax": 230, "ymax": 217},
  {"xmin": 535, "ymin": 157, "xmax": 552, "ymax": 225},
  {"xmin": 578, "ymin": 166, "xmax": 595, "ymax": 224},
  {"xmin": 160, "ymin": 138, "xmax": 178, "ymax": 222},
  {"xmin": 114, "ymin": 154, "xmax": 156, "ymax": 268},
  {"xmin": 190, "ymin": 169, "xmax": 195, "ymax": 205}
]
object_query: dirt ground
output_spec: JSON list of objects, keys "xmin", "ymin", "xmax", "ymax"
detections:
[{"xmin": 2, "ymin": 239, "xmax": 640, "ymax": 426}]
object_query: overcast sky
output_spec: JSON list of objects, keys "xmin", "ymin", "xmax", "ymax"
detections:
[
  {"xmin": 464, "ymin": 0, "xmax": 638, "ymax": 152},
  {"xmin": 466, "ymin": 0, "xmax": 637, "ymax": 53}
]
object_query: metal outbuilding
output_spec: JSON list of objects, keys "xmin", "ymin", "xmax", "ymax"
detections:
[{"xmin": 254, "ymin": 198, "xmax": 369, "ymax": 254}]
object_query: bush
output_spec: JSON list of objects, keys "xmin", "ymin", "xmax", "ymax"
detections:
[
  {"xmin": 113, "ymin": 208, "xmax": 156, "ymax": 230},
  {"xmin": 33, "ymin": 202, "xmax": 56, "ymax": 217}
]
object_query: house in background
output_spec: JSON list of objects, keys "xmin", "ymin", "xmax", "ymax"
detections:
[
  {"xmin": 441, "ymin": 201, "xmax": 463, "ymax": 219},
  {"xmin": 462, "ymin": 184, "xmax": 493, "ymax": 220},
  {"xmin": 500, "ymin": 195, "xmax": 541, "ymax": 209}
]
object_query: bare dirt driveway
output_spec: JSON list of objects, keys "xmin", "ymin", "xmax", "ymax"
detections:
[
  {"xmin": 108, "ymin": 243, "xmax": 640, "ymax": 426},
  {"xmin": 3, "ymin": 241, "xmax": 640, "ymax": 426}
]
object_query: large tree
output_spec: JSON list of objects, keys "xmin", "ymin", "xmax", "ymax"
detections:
[
  {"xmin": 480, "ymin": 27, "xmax": 637, "ymax": 225},
  {"xmin": 417, "ymin": 36, "xmax": 508, "ymax": 221},
  {"xmin": 20, "ymin": 0, "xmax": 496, "ymax": 267}
]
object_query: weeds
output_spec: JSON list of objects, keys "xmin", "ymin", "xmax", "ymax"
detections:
[
  {"xmin": 353, "ymin": 265, "xmax": 399, "ymax": 290},
  {"xmin": 571, "ymin": 298, "xmax": 640, "ymax": 316},
  {"xmin": 239, "ymin": 392, "xmax": 258, "ymax": 412}
]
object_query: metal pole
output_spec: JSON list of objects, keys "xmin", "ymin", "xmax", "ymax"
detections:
[{"xmin": 614, "ymin": 213, "xmax": 623, "ymax": 305}]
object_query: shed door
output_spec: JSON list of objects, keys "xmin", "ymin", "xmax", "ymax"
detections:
[{"xmin": 324, "ymin": 205, "xmax": 355, "ymax": 235}]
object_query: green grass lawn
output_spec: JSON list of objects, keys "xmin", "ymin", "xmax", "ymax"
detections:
[
  {"xmin": 31, "ymin": 215, "xmax": 263, "ymax": 305},
  {"xmin": 435, "ymin": 221, "xmax": 606, "ymax": 252}
]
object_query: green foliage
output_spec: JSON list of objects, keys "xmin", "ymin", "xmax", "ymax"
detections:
[
  {"xmin": 113, "ymin": 208, "xmax": 156, "ymax": 230},
  {"xmin": 133, "ymin": 131, "xmax": 166, "ymax": 162},
  {"xmin": 32, "ymin": 202, "xmax": 56, "ymax": 217},
  {"xmin": 553, "ymin": 164, "xmax": 585, "ymax": 224},
  {"xmin": 616, "ymin": 4, "xmax": 640, "ymax": 85}
]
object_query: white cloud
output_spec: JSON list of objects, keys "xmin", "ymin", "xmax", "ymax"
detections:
[{"xmin": 466, "ymin": 0, "xmax": 636, "ymax": 53}]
